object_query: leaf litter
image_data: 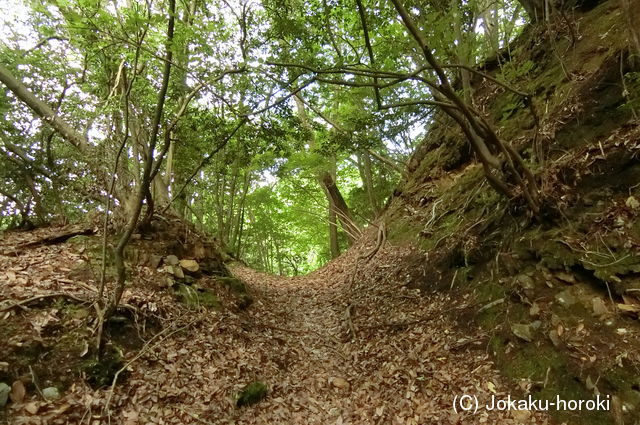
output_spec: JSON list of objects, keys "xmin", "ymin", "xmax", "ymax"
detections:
[{"xmin": 0, "ymin": 224, "xmax": 551, "ymax": 424}]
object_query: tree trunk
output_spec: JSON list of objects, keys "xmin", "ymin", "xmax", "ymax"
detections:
[
  {"xmin": 0, "ymin": 64, "xmax": 89, "ymax": 151},
  {"xmin": 293, "ymin": 94, "xmax": 362, "ymax": 246},
  {"xmin": 328, "ymin": 203, "xmax": 340, "ymax": 258},
  {"xmin": 321, "ymin": 171, "xmax": 361, "ymax": 244},
  {"xmin": 517, "ymin": 0, "xmax": 546, "ymax": 22},
  {"xmin": 620, "ymin": 0, "xmax": 640, "ymax": 62}
]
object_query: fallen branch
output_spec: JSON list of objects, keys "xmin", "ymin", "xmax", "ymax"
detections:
[
  {"xmin": 102, "ymin": 316, "xmax": 200, "ymax": 419},
  {"xmin": 0, "ymin": 292, "xmax": 91, "ymax": 313},
  {"xmin": 345, "ymin": 304, "xmax": 357, "ymax": 340},
  {"xmin": 359, "ymin": 221, "xmax": 386, "ymax": 261},
  {"xmin": 16, "ymin": 227, "xmax": 94, "ymax": 249}
]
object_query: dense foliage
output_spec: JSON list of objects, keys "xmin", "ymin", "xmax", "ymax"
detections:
[{"xmin": 0, "ymin": 0, "xmax": 551, "ymax": 274}]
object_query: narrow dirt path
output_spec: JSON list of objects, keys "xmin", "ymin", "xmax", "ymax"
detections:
[
  {"xmin": 2, "ymin": 230, "xmax": 552, "ymax": 424},
  {"xmin": 218, "ymin": 245, "xmax": 551, "ymax": 425}
]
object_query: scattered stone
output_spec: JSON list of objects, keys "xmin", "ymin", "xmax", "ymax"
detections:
[
  {"xmin": 617, "ymin": 303, "xmax": 640, "ymax": 315},
  {"xmin": 592, "ymin": 297, "xmax": 610, "ymax": 317},
  {"xmin": 529, "ymin": 302, "xmax": 541, "ymax": 317},
  {"xmin": 149, "ymin": 254, "xmax": 163, "ymax": 269},
  {"xmin": 511, "ymin": 323, "xmax": 533, "ymax": 342},
  {"xmin": 555, "ymin": 272, "xmax": 575, "ymax": 284},
  {"xmin": 626, "ymin": 196, "xmax": 639, "ymax": 209},
  {"xmin": 515, "ymin": 274, "xmax": 535, "ymax": 289},
  {"xmin": 10, "ymin": 380, "xmax": 25, "ymax": 403},
  {"xmin": 42, "ymin": 387, "xmax": 60, "ymax": 400},
  {"xmin": 24, "ymin": 401, "xmax": 39, "ymax": 414},
  {"xmin": 179, "ymin": 259, "xmax": 199, "ymax": 273},
  {"xmin": 512, "ymin": 409, "xmax": 532, "ymax": 421},
  {"xmin": 329, "ymin": 376, "xmax": 350, "ymax": 389},
  {"xmin": 555, "ymin": 290, "xmax": 577, "ymax": 307},
  {"xmin": 549, "ymin": 329, "xmax": 561, "ymax": 347},
  {"xmin": 236, "ymin": 382, "xmax": 268, "ymax": 407},
  {"xmin": 165, "ymin": 255, "xmax": 180, "ymax": 266},
  {"xmin": 0, "ymin": 382, "xmax": 10, "ymax": 407},
  {"xmin": 166, "ymin": 265, "xmax": 184, "ymax": 279}
]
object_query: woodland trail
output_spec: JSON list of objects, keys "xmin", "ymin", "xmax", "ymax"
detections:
[
  {"xmin": 2, "ymin": 229, "xmax": 552, "ymax": 425},
  {"xmin": 207, "ymin": 242, "xmax": 553, "ymax": 425}
]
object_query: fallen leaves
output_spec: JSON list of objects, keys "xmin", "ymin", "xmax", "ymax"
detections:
[{"xmin": 0, "ymin": 225, "xmax": 553, "ymax": 425}]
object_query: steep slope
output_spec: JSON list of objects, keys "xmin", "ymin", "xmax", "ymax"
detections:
[
  {"xmin": 383, "ymin": 1, "xmax": 640, "ymax": 424},
  {"xmin": 1, "ymin": 2, "xmax": 639, "ymax": 425},
  {"xmin": 2, "ymin": 222, "xmax": 552, "ymax": 424}
]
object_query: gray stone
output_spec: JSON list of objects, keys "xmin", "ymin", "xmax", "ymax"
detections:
[
  {"xmin": 0, "ymin": 382, "xmax": 10, "ymax": 407},
  {"xmin": 149, "ymin": 254, "xmax": 163, "ymax": 269},
  {"xmin": 515, "ymin": 274, "xmax": 535, "ymax": 289},
  {"xmin": 165, "ymin": 255, "xmax": 180, "ymax": 266},
  {"xmin": 555, "ymin": 290, "xmax": 577, "ymax": 307},
  {"xmin": 511, "ymin": 323, "xmax": 533, "ymax": 342},
  {"xmin": 42, "ymin": 387, "xmax": 60, "ymax": 400}
]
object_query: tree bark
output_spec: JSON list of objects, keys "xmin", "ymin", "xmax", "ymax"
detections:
[
  {"xmin": 0, "ymin": 64, "xmax": 90, "ymax": 151},
  {"xmin": 517, "ymin": 0, "xmax": 546, "ymax": 22},
  {"xmin": 294, "ymin": 94, "xmax": 362, "ymax": 245},
  {"xmin": 620, "ymin": 0, "xmax": 640, "ymax": 62},
  {"xmin": 321, "ymin": 171, "xmax": 361, "ymax": 244},
  {"xmin": 105, "ymin": 0, "xmax": 176, "ymax": 323}
]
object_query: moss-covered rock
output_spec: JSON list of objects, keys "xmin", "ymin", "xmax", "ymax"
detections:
[
  {"xmin": 81, "ymin": 348, "xmax": 124, "ymax": 389},
  {"xmin": 236, "ymin": 381, "xmax": 268, "ymax": 407},
  {"xmin": 174, "ymin": 283, "xmax": 220, "ymax": 309},
  {"xmin": 217, "ymin": 277, "xmax": 247, "ymax": 294}
]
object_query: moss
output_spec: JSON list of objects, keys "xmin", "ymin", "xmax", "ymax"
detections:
[
  {"xmin": 174, "ymin": 283, "xmax": 220, "ymax": 309},
  {"xmin": 603, "ymin": 367, "xmax": 640, "ymax": 409},
  {"xmin": 502, "ymin": 344, "xmax": 565, "ymax": 381},
  {"xmin": 81, "ymin": 348, "xmax": 125, "ymax": 389},
  {"xmin": 236, "ymin": 381, "xmax": 268, "ymax": 407},
  {"xmin": 386, "ymin": 215, "xmax": 412, "ymax": 241},
  {"xmin": 475, "ymin": 281, "xmax": 505, "ymax": 303},
  {"xmin": 217, "ymin": 277, "xmax": 247, "ymax": 294}
]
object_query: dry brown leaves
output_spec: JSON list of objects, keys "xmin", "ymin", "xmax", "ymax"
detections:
[{"xmin": 1, "ymin": 225, "xmax": 551, "ymax": 424}]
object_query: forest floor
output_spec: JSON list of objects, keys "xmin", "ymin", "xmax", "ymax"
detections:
[{"xmin": 0, "ymin": 224, "xmax": 552, "ymax": 425}]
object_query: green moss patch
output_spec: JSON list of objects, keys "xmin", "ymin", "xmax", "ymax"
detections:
[
  {"xmin": 81, "ymin": 347, "xmax": 125, "ymax": 389},
  {"xmin": 174, "ymin": 283, "xmax": 220, "ymax": 309},
  {"xmin": 236, "ymin": 381, "xmax": 268, "ymax": 407}
]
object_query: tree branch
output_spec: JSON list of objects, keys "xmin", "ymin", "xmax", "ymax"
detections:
[{"xmin": 0, "ymin": 64, "xmax": 89, "ymax": 151}]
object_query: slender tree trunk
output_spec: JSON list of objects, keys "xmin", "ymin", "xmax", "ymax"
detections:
[
  {"xmin": 225, "ymin": 162, "xmax": 239, "ymax": 242},
  {"xmin": 358, "ymin": 151, "xmax": 379, "ymax": 215},
  {"xmin": 293, "ymin": 94, "xmax": 362, "ymax": 246},
  {"xmin": 321, "ymin": 171, "xmax": 361, "ymax": 244},
  {"xmin": 328, "ymin": 203, "xmax": 340, "ymax": 258},
  {"xmin": 103, "ymin": 0, "xmax": 176, "ymax": 332},
  {"xmin": 620, "ymin": 0, "xmax": 640, "ymax": 63},
  {"xmin": 233, "ymin": 171, "xmax": 250, "ymax": 256}
]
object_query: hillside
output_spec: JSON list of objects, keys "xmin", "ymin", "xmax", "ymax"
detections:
[{"xmin": 1, "ymin": 0, "xmax": 640, "ymax": 424}]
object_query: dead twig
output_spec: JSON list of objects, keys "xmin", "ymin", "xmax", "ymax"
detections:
[
  {"xmin": 102, "ymin": 316, "xmax": 200, "ymax": 419},
  {"xmin": 0, "ymin": 292, "xmax": 91, "ymax": 313},
  {"xmin": 345, "ymin": 304, "xmax": 357, "ymax": 340},
  {"xmin": 359, "ymin": 221, "xmax": 386, "ymax": 261}
]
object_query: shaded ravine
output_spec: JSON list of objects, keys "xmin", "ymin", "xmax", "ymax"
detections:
[
  {"xmin": 222, "ymin": 243, "xmax": 552, "ymax": 424},
  {"xmin": 2, "ymin": 230, "xmax": 551, "ymax": 424}
]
